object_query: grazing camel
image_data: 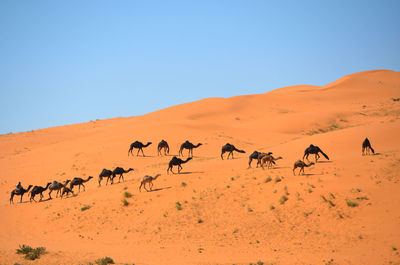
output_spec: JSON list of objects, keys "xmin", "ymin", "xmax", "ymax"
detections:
[
  {"xmin": 157, "ymin": 140, "xmax": 170, "ymax": 156},
  {"xmin": 179, "ymin": 141, "xmax": 202, "ymax": 157},
  {"xmin": 260, "ymin": 155, "xmax": 283, "ymax": 170},
  {"xmin": 248, "ymin": 151, "xmax": 273, "ymax": 168},
  {"xmin": 303, "ymin": 144, "xmax": 329, "ymax": 163},
  {"xmin": 98, "ymin": 169, "xmax": 113, "ymax": 186},
  {"xmin": 30, "ymin": 182, "xmax": 51, "ymax": 202},
  {"xmin": 112, "ymin": 167, "xmax": 134, "ymax": 183},
  {"xmin": 293, "ymin": 160, "xmax": 315, "ymax": 175},
  {"xmin": 10, "ymin": 184, "xmax": 32, "ymax": 204},
  {"xmin": 128, "ymin": 141, "xmax": 152, "ymax": 157},
  {"xmin": 70, "ymin": 176, "xmax": 93, "ymax": 192},
  {"xmin": 49, "ymin": 180, "xmax": 70, "ymax": 199},
  {"xmin": 221, "ymin": 143, "xmax": 245, "ymax": 160},
  {"xmin": 139, "ymin": 174, "xmax": 161, "ymax": 192},
  {"xmin": 362, "ymin": 138, "xmax": 375, "ymax": 155},
  {"xmin": 167, "ymin": 156, "xmax": 192, "ymax": 174}
]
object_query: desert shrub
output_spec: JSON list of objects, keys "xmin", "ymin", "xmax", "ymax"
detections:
[
  {"xmin": 16, "ymin": 244, "xmax": 46, "ymax": 260},
  {"xmin": 95, "ymin": 256, "xmax": 114, "ymax": 265}
]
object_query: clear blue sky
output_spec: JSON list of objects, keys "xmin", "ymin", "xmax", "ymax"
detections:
[{"xmin": 0, "ymin": 0, "xmax": 399, "ymax": 134}]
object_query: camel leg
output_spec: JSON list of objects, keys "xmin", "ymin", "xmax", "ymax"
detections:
[
  {"xmin": 149, "ymin": 181, "xmax": 153, "ymax": 191},
  {"xmin": 10, "ymin": 192, "xmax": 15, "ymax": 204},
  {"xmin": 20, "ymin": 193, "xmax": 24, "ymax": 203},
  {"xmin": 141, "ymin": 148, "xmax": 145, "ymax": 157},
  {"xmin": 49, "ymin": 190, "xmax": 52, "ymax": 200},
  {"xmin": 144, "ymin": 183, "xmax": 149, "ymax": 192},
  {"xmin": 139, "ymin": 182, "xmax": 143, "ymax": 192},
  {"xmin": 293, "ymin": 167, "xmax": 296, "ymax": 176},
  {"xmin": 81, "ymin": 183, "xmax": 86, "ymax": 191},
  {"xmin": 39, "ymin": 193, "xmax": 43, "ymax": 202},
  {"xmin": 178, "ymin": 165, "xmax": 182, "ymax": 173},
  {"xmin": 315, "ymin": 153, "xmax": 319, "ymax": 162}
]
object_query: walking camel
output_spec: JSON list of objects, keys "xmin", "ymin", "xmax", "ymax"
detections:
[
  {"xmin": 303, "ymin": 144, "xmax": 329, "ymax": 162},
  {"xmin": 30, "ymin": 182, "xmax": 51, "ymax": 202},
  {"xmin": 362, "ymin": 138, "xmax": 375, "ymax": 155},
  {"xmin": 179, "ymin": 141, "xmax": 202, "ymax": 157},
  {"xmin": 248, "ymin": 151, "xmax": 273, "ymax": 168},
  {"xmin": 70, "ymin": 176, "xmax": 93, "ymax": 192},
  {"xmin": 10, "ymin": 184, "xmax": 32, "ymax": 204},
  {"xmin": 112, "ymin": 167, "xmax": 134, "ymax": 183},
  {"xmin": 139, "ymin": 174, "xmax": 161, "ymax": 192},
  {"xmin": 260, "ymin": 155, "xmax": 283, "ymax": 170},
  {"xmin": 157, "ymin": 140, "xmax": 170, "ymax": 156},
  {"xmin": 167, "ymin": 156, "xmax": 192, "ymax": 174},
  {"xmin": 293, "ymin": 160, "xmax": 315, "ymax": 175},
  {"xmin": 49, "ymin": 180, "xmax": 70, "ymax": 199},
  {"xmin": 221, "ymin": 143, "xmax": 245, "ymax": 160},
  {"xmin": 98, "ymin": 169, "xmax": 113, "ymax": 186},
  {"xmin": 128, "ymin": 141, "xmax": 152, "ymax": 157}
]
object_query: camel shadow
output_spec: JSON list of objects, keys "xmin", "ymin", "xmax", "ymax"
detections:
[
  {"xmin": 372, "ymin": 153, "xmax": 381, "ymax": 156},
  {"xmin": 178, "ymin": 171, "xmax": 205, "ymax": 175},
  {"xmin": 302, "ymin": 173, "xmax": 317, "ymax": 176},
  {"xmin": 271, "ymin": 166, "xmax": 290, "ymax": 169},
  {"xmin": 316, "ymin": 161, "xmax": 333, "ymax": 164},
  {"xmin": 148, "ymin": 186, "xmax": 172, "ymax": 192}
]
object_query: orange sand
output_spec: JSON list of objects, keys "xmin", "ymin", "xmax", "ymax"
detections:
[{"xmin": 0, "ymin": 69, "xmax": 400, "ymax": 264}]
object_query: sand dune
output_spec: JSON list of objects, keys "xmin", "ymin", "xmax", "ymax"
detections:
[{"xmin": 0, "ymin": 69, "xmax": 400, "ymax": 264}]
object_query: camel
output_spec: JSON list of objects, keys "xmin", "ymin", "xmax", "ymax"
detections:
[
  {"xmin": 139, "ymin": 174, "xmax": 161, "ymax": 192},
  {"xmin": 293, "ymin": 160, "xmax": 315, "ymax": 175},
  {"xmin": 167, "ymin": 156, "xmax": 192, "ymax": 174},
  {"xmin": 48, "ymin": 180, "xmax": 70, "ymax": 199},
  {"xmin": 303, "ymin": 144, "xmax": 329, "ymax": 163},
  {"xmin": 10, "ymin": 184, "xmax": 32, "ymax": 204},
  {"xmin": 157, "ymin": 140, "xmax": 170, "ymax": 156},
  {"xmin": 260, "ymin": 155, "xmax": 283, "ymax": 170},
  {"xmin": 70, "ymin": 176, "xmax": 93, "ymax": 192},
  {"xmin": 362, "ymin": 138, "xmax": 375, "ymax": 155},
  {"xmin": 61, "ymin": 186, "xmax": 75, "ymax": 198},
  {"xmin": 30, "ymin": 182, "xmax": 51, "ymax": 202},
  {"xmin": 98, "ymin": 169, "xmax": 113, "ymax": 186},
  {"xmin": 221, "ymin": 143, "xmax": 245, "ymax": 160},
  {"xmin": 248, "ymin": 151, "xmax": 273, "ymax": 168},
  {"xmin": 128, "ymin": 141, "xmax": 152, "ymax": 157},
  {"xmin": 112, "ymin": 167, "xmax": 134, "ymax": 183},
  {"xmin": 179, "ymin": 141, "xmax": 202, "ymax": 157}
]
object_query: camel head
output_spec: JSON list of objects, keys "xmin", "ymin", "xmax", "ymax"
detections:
[
  {"xmin": 87, "ymin": 176, "xmax": 93, "ymax": 181},
  {"xmin": 45, "ymin": 182, "xmax": 52, "ymax": 189},
  {"xmin": 308, "ymin": 162, "xmax": 315, "ymax": 166},
  {"xmin": 153, "ymin": 173, "xmax": 161, "ymax": 180},
  {"xmin": 196, "ymin": 143, "xmax": 203, "ymax": 147},
  {"xmin": 26, "ymin": 185, "xmax": 33, "ymax": 191},
  {"xmin": 276, "ymin": 156, "xmax": 283, "ymax": 160},
  {"xmin": 185, "ymin": 157, "xmax": 193, "ymax": 162}
]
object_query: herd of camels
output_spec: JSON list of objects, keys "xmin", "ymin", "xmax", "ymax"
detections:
[{"xmin": 9, "ymin": 137, "xmax": 375, "ymax": 203}]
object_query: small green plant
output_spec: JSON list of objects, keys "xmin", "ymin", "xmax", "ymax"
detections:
[
  {"xmin": 346, "ymin": 200, "xmax": 358, "ymax": 207},
  {"xmin": 181, "ymin": 182, "xmax": 187, "ymax": 187},
  {"xmin": 270, "ymin": 205, "xmax": 275, "ymax": 210},
  {"xmin": 248, "ymin": 207, "xmax": 253, "ymax": 212},
  {"xmin": 95, "ymin": 256, "xmax": 115, "ymax": 265},
  {"xmin": 279, "ymin": 195, "xmax": 288, "ymax": 205},
  {"xmin": 356, "ymin": 196, "xmax": 369, "ymax": 200},
  {"xmin": 265, "ymin": 177, "xmax": 272, "ymax": 183},
  {"xmin": 275, "ymin": 177, "xmax": 281, "ymax": 183},
  {"xmin": 392, "ymin": 246, "xmax": 397, "ymax": 251},
  {"xmin": 198, "ymin": 247, "xmax": 204, "ymax": 253},
  {"xmin": 124, "ymin": 192, "xmax": 132, "ymax": 198},
  {"xmin": 197, "ymin": 218, "xmax": 203, "ymax": 223},
  {"xmin": 175, "ymin": 201, "xmax": 182, "ymax": 210},
  {"xmin": 16, "ymin": 244, "xmax": 46, "ymax": 260},
  {"xmin": 81, "ymin": 205, "xmax": 91, "ymax": 211},
  {"xmin": 122, "ymin": 199, "xmax": 129, "ymax": 206}
]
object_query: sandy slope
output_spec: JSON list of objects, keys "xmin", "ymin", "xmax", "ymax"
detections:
[{"xmin": 0, "ymin": 69, "xmax": 400, "ymax": 265}]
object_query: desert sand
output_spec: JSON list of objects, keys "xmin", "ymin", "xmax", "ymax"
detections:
[{"xmin": 1, "ymin": 69, "xmax": 400, "ymax": 264}]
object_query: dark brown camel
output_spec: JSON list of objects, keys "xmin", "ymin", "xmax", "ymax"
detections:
[
  {"xmin": 167, "ymin": 156, "xmax": 192, "ymax": 174},
  {"xmin": 293, "ymin": 160, "xmax": 315, "ymax": 175},
  {"xmin": 221, "ymin": 143, "xmax": 245, "ymax": 160},
  {"xmin": 112, "ymin": 167, "xmax": 134, "ymax": 183},
  {"xmin": 49, "ymin": 180, "xmax": 70, "ymax": 199},
  {"xmin": 362, "ymin": 138, "xmax": 375, "ymax": 155},
  {"xmin": 70, "ymin": 176, "xmax": 93, "ymax": 192},
  {"xmin": 139, "ymin": 174, "xmax": 161, "ymax": 192},
  {"xmin": 10, "ymin": 184, "xmax": 32, "ymax": 204},
  {"xmin": 157, "ymin": 140, "xmax": 170, "ymax": 156},
  {"xmin": 128, "ymin": 141, "xmax": 152, "ymax": 156},
  {"xmin": 303, "ymin": 144, "xmax": 329, "ymax": 163},
  {"xmin": 61, "ymin": 186, "xmax": 75, "ymax": 198},
  {"xmin": 98, "ymin": 169, "xmax": 113, "ymax": 186},
  {"xmin": 30, "ymin": 182, "xmax": 51, "ymax": 202},
  {"xmin": 179, "ymin": 141, "xmax": 202, "ymax": 157},
  {"xmin": 248, "ymin": 151, "xmax": 273, "ymax": 168}
]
